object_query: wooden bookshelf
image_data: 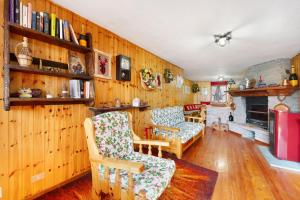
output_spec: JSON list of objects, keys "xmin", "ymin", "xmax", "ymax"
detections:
[
  {"xmin": 9, "ymin": 97, "xmax": 93, "ymax": 106},
  {"xmin": 7, "ymin": 64, "xmax": 93, "ymax": 80},
  {"xmin": 3, "ymin": 0, "xmax": 95, "ymax": 111},
  {"xmin": 8, "ymin": 22, "xmax": 93, "ymax": 53}
]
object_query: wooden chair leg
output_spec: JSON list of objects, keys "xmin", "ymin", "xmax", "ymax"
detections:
[
  {"xmin": 137, "ymin": 189, "xmax": 147, "ymax": 200},
  {"xmin": 176, "ymin": 140, "xmax": 183, "ymax": 159},
  {"xmin": 92, "ymin": 187, "xmax": 100, "ymax": 200}
]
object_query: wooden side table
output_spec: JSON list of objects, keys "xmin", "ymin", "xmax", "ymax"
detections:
[{"xmin": 212, "ymin": 122, "xmax": 229, "ymax": 132}]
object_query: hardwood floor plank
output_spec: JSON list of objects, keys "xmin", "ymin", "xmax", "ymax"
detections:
[{"xmin": 182, "ymin": 128, "xmax": 300, "ymax": 200}]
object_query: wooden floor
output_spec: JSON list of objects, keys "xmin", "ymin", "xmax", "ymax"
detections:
[{"xmin": 183, "ymin": 128, "xmax": 300, "ymax": 200}]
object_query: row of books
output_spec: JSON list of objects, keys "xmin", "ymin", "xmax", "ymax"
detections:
[
  {"xmin": 70, "ymin": 80, "xmax": 94, "ymax": 99},
  {"xmin": 9, "ymin": 0, "xmax": 79, "ymax": 44}
]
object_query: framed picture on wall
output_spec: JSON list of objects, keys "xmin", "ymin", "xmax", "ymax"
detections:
[
  {"xmin": 94, "ymin": 49, "xmax": 112, "ymax": 79},
  {"xmin": 211, "ymin": 81, "xmax": 228, "ymax": 104},
  {"xmin": 154, "ymin": 73, "xmax": 163, "ymax": 89},
  {"xmin": 68, "ymin": 51, "xmax": 86, "ymax": 74}
]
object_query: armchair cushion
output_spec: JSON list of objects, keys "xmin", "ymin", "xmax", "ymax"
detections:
[
  {"xmin": 93, "ymin": 112, "xmax": 134, "ymax": 158},
  {"xmin": 154, "ymin": 122, "xmax": 204, "ymax": 143},
  {"xmin": 99, "ymin": 152, "xmax": 175, "ymax": 200},
  {"xmin": 151, "ymin": 106, "xmax": 185, "ymax": 127}
]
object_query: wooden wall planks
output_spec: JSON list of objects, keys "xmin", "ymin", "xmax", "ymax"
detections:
[
  {"xmin": 0, "ymin": 0, "xmax": 194, "ymax": 199},
  {"xmin": 291, "ymin": 53, "xmax": 300, "ymax": 81}
]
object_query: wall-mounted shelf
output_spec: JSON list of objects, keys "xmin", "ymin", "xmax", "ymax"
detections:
[
  {"xmin": 3, "ymin": 0, "xmax": 94, "ymax": 111},
  {"xmin": 7, "ymin": 64, "xmax": 92, "ymax": 80},
  {"xmin": 229, "ymin": 86, "xmax": 300, "ymax": 97},
  {"xmin": 89, "ymin": 105, "xmax": 150, "ymax": 115},
  {"xmin": 10, "ymin": 98, "xmax": 93, "ymax": 106},
  {"xmin": 8, "ymin": 22, "xmax": 93, "ymax": 53}
]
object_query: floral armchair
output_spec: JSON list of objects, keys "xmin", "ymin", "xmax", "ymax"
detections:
[{"xmin": 84, "ymin": 111, "xmax": 175, "ymax": 200}]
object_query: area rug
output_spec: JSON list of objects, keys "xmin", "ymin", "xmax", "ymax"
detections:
[
  {"xmin": 257, "ymin": 145, "xmax": 300, "ymax": 172},
  {"xmin": 37, "ymin": 158, "xmax": 218, "ymax": 200}
]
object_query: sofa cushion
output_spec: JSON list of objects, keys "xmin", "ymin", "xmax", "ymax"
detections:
[
  {"xmin": 151, "ymin": 106, "xmax": 185, "ymax": 127},
  {"xmin": 93, "ymin": 112, "xmax": 134, "ymax": 158},
  {"xmin": 154, "ymin": 122, "xmax": 204, "ymax": 143},
  {"xmin": 99, "ymin": 152, "xmax": 176, "ymax": 200}
]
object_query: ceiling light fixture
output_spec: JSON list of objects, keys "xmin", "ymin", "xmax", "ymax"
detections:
[
  {"xmin": 214, "ymin": 31, "xmax": 232, "ymax": 47},
  {"xmin": 218, "ymin": 75, "xmax": 224, "ymax": 81}
]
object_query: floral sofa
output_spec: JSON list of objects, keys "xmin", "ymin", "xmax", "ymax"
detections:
[
  {"xmin": 91, "ymin": 112, "xmax": 175, "ymax": 200},
  {"xmin": 151, "ymin": 106, "xmax": 205, "ymax": 158}
]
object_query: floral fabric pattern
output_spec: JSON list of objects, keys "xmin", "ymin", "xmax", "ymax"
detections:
[
  {"xmin": 151, "ymin": 106, "xmax": 185, "ymax": 127},
  {"xmin": 154, "ymin": 122, "xmax": 204, "ymax": 143},
  {"xmin": 99, "ymin": 152, "xmax": 175, "ymax": 200},
  {"xmin": 93, "ymin": 112, "xmax": 134, "ymax": 158}
]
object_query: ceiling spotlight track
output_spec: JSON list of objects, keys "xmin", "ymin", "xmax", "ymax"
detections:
[{"xmin": 214, "ymin": 31, "xmax": 232, "ymax": 47}]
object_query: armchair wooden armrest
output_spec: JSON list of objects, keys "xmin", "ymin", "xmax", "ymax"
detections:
[
  {"xmin": 151, "ymin": 124, "xmax": 180, "ymax": 132},
  {"xmin": 90, "ymin": 157, "xmax": 144, "ymax": 174},
  {"xmin": 134, "ymin": 139, "xmax": 169, "ymax": 147},
  {"xmin": 185, "ymin": 115, "xmax": 204, "ymax": 123}
]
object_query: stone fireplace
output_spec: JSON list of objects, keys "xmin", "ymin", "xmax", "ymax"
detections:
[{"xmin": 246, "ymin": 97, "xmax": 268, "ymax": 129}]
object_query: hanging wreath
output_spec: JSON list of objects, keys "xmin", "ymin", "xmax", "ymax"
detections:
[
  {"xmin": 192, "ymin": 83, "xmax": 200, "ymax": 93},
  {"xmin": 140, "ymin": 68, "xmax": 156, "ymax": 90},
  {"xmin": 163, "ymin": 68, "xmax": 174, "ymax": 83}
]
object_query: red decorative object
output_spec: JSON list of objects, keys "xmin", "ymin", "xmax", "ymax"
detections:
[
  {"xmin": 269, "ymin": 109, "xmax": 300, "ymax": 162},
  {"xmin": 201, "ymin": 101, "xmax": 211, "ymax": 105},
  {"xmin": 184, "ymin": 104, "xmax": 202, "ymax": 111},
  {"xmin": 211, "ymin": 81, "xmax": 228, "ymax": 86},
  {"xmin": 99, "ymin": 56, "xmax": 108, "ymax": 75},
  {"xmin": 144, "ymin": 127, "xmax": 153, "ymax": 139}
]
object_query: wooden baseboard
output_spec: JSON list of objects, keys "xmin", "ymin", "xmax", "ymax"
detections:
[{"xmin": 25, "ymin": 170, "xmax": 91, "ymax": 200}]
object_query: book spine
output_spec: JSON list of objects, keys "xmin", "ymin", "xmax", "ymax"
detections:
[
  {"xmin": 43, "ymin": 12, "xmax": 49, "ymax": 34},
  {"xmin": 55, "ymin": 18, "xmax": 59, "ymax": 38},
  {"xmin": 80, "ymin": 80, "xmax": 84, "ymax": 98},
  {"xmin": 9, "ymin": 0, "xmax": 14, "ymax": 23},
  {"xmin": 27, "ymin": 3, "xmax": 32, "ymax": 28},
  {"xmin": 39, "ymin": 12, "xmax": 44, "ymax": 32},
  {"xmin": 69, "ymin": 80, "xmax": 74, "ymax": 98},
  {"xmin": 23, "ymin": 5, "xmax": 27, "ymax": 28},
  {"xmin": 50, "ymin": 13, "xmax": 56, "ymax": 37},
  {"xmin": 63, "ymin": 21, "xmax": 69, "ymax": 41},
  {"xmin": 78, "ymin": 80, "xmax": 82, "ymax": 99},
  {"xmin": 14, "ymin": 0, "xmax": 20, "ymax": 23},
  {"xmin": 36, "ymin": 12, "xmax": 40, "ymax": 31},
  {"xmin": 31, "ymin": 11, "xmax": 36, "ymax": 30},
  {"xmin": 59, "ymin": 19, "xmax": 63, "ymax": 39},
  {"xmin": 69, "ymin": 24, "xmax": 79, "ymax": 45},
  {"xmin": 85, "ymin": 81, "xmax": 90, "ymax": 99},
  {"xmin": 19, "ymin": 2, "xmax": 23, "ymax": 26}
]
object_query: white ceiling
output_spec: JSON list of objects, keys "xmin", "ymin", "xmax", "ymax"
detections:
[{"xmin": 53, "ymin": 0, "xmax": 300, "ymax": 81}]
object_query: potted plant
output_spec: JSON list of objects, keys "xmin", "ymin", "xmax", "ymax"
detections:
[
  {"xmin": 192, "ymin": 83, "xmax": 200, "ymax": 93},
  {"xmin": 163, "ymin": 69, "xmax": 174, "ymax": 83}
]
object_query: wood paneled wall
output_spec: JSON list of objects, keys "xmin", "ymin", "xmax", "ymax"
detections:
[
  {"xmin": 194, "ymin": 81, "xmax": 211, "ymax": 103},
  {"xmin": 0, "ymin": 0, "xmax": 193, "ymax": 199},
  {"xmin": 291, "ymin": 53, "xmax": 300, "ymax": 80}
]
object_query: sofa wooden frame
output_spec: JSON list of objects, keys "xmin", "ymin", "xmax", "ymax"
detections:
[
  {"xmin": 148, "ymin": 116, "xmax": 205, "ymax": 159},
  {"xmin": 84, "ymin": 113, "xmax": 170, "ymax": 200}
]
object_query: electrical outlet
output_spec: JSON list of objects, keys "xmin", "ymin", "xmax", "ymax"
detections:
[
  {"xmin": 0, "ymin": 186, "xmax": 2, "ymax": 198},
  {"xmin": 31, "ymin": 172, "xmax": 45, "ymax": 183}
]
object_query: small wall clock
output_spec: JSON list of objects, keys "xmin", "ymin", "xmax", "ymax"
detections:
[{"xmin": 116, "ymin": 55, "xmax": 131, "ymax": 81}]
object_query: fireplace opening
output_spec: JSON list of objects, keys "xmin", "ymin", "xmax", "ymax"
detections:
[{"xmin": 246, "ymin": 97, "xmax": 268, "ymax": 129}]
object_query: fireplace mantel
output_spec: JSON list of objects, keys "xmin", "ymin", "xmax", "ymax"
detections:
[{"xmin": 229, "ymin": 86, "xmax": 299, "ymax": 97}]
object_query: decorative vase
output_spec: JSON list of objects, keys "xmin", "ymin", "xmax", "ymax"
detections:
[{"xmin": 15, "ymin": 37, "xmax": 33, "ymax": 67}]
